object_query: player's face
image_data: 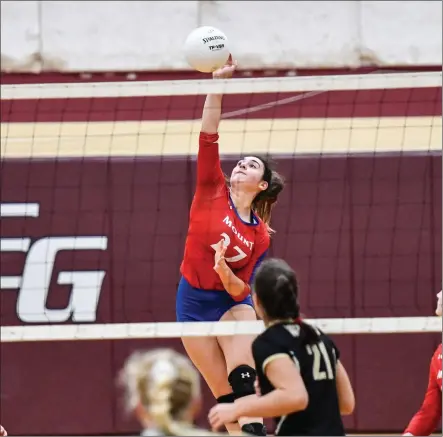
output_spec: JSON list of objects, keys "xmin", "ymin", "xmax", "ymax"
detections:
[
  {"xmin": 436, "ymin": 290, "xmax": 442, "ymax": 316},
  {"xmin": 230, "ymin": 157, "xmax": 268, "ymax": 193}
]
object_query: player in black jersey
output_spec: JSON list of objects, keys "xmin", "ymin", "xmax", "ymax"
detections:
[{"xmin": 209, "ymin": 258, "xmax": 355, "ymax": 436}]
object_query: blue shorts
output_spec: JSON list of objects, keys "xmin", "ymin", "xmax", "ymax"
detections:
[{"xmin": 176, "ymin": 276, "xmax": 254, "ymax": 322}]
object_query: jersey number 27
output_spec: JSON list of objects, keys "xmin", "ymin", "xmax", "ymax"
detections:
[{"xmin": 211, "ymin": 232, "xmax": 247, "ymax": 263}]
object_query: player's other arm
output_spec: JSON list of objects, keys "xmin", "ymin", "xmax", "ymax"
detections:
[
  {"xmin": 326, "ymin": 338, "xmax": 355, "ymax": 416},
  {"xmin": 209, "ymin": 339, "xmax": 308, "ymax": 429},
  {"xmin": 403, "ymin": 350, "xmax": 442, "ymax": 436},
  {"xmin": 209, "ymin": 340, "xmax": 308, "ymax": 428},
  {"xmin": 236, "ymin": 354, "xmax": 308, "ymax": 418},
  {"xmin": 213, "ymin": 240, "xmax": 267, "ymax": 302},
  {"xmin": 236, "ymin": 341, "xmax": 308, "ymax": 418},
  {"xmin": 335, "ymin": 361, "xmax": 355, "ymax": 415}
]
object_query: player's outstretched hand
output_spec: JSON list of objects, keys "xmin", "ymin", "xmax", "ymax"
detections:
[
  {"xmin": 213, "ymin": 239, "xmax": 227, "ymax": 273},
  {"xmin": 208, "ymin": 403, "xmax": 239, "ymax": 431},
  {"xmin": 212, "ymin": 55, "xmax": 237, "ymax": 79},
  {"xmin": 0, "ymin": 425, "xmax": 7, "ymax": 436}
]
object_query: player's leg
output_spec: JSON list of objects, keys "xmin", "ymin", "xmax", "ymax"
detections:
[
  {"xmin": 217, "ymin": 303, "xmax": 266, "ymax": 436},
  {"xmin": 176, "ymin": 280, "xmax": 242, "ymax": 435},
  {"xmin": 181, "ymin": 336, "xmax": 242, "ymax": 435}
]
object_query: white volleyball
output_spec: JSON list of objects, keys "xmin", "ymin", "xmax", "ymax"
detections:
[{"xmin": 184, "ymin": 26, "xmax": 230, "ymax": 73}]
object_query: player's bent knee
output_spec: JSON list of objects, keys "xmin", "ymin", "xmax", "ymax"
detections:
[
  {"xmin": 228, "ymin": 366, "xmax": 267, "ymax": 436},
  {"xmin": 228, "ymin": 364, "xmax": 256, "ymax": 399}
]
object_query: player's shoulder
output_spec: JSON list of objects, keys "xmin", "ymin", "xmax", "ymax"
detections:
[
  {"xmin": 255, "ymin": 322, "xmax": 302, "ymax": 349},
  {"xmin": 316, "ymin": 327, "xmax": 338, "ymax": 349},
  {"xmin": 252, "ymin": 325, "xmax": 276, "ymax": 351},
  {"xmin": 316, "ymin": 327, "xmax": 332, "ymax": 342},
  {"xmin": 253, "ymin": 217, "xmax": 271, "ymax": 245}
]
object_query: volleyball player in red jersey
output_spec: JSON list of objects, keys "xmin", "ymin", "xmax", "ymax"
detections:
[
  {"xmin": 404, "ymin": 290, "xmax": 442, "ymax": 436},
  {"xmin": 176, "ymin": 57, "xmax": 284, "ymax": 436}
]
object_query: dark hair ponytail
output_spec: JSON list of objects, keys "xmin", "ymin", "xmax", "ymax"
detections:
[
  {"xmin": 297, "ymin": 320, "xmax": 321, "ymax": 347},
  {"xmin": 252, "ymin": 157, "xmax": 285, "ymax": 233},
  {"xmin": 254, "ymin": 258, "xmax": 322, "ymax": 345}
]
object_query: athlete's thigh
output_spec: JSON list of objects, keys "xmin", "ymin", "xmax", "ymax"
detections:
[
  {"xmin": 217, "ymin": 304, "xmax": 258, "ymax": 374},
  {"xmin": 181, "ymin": 336, "xmax": 232, "ymax": 398}
]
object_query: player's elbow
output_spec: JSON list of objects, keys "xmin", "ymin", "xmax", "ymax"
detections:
[
  {"xmin": 340, "ymin": 397, "xmax": 355, "ymax": 416},
  {"xmin": 338, "ymin": 388, "xmax": 355, "ymax": 415},
  {"xmin": 295, "ymin": 391, "xmax": 309, "ymax": 411},
  {"xmin": 338, "ymin": 385, "xmax": 355, "ymax": 415},
  {"xmin": 285, "ymin": 388, "xmax": 309, "ymax": 412}
]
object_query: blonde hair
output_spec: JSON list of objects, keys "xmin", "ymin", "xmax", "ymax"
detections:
[{"xmin": 120, "ymin": 348, "xmax": 224, "ymax": 436}]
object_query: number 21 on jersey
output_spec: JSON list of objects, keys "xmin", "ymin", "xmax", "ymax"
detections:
[{"xmin": 306, "ymin": 342, "xmax": 335, "ymax": 381}]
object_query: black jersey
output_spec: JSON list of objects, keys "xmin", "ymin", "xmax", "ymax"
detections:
[{"xmin": 252, "ymin": 321, "xmax": 345, "ymax": 436}]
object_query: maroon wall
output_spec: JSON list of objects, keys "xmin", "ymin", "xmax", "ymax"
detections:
[{"xmin": 1, "ymin": 152, "xmax": 441, "ymax": 435}]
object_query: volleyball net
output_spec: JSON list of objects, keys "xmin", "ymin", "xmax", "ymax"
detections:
[{"xmin": 0, "ymin": 70, "xmax": 442, "ymax": 433}]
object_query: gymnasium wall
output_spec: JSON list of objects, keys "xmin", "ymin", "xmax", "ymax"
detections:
[{"xmin": 1, "ymin": 0, "xmax": 442, "ymax": 72}]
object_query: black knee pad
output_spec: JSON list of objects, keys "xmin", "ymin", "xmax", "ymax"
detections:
[
  {"xmin": 228, "ymin": 365, "xmax": 256, "ymax": 399},
  {"xmin": 216, "ymin": 393, "xmax": 235, "ymax": 404}
]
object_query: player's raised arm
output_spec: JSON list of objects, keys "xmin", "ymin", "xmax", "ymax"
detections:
[
  {"xmin": 196, "ymin": 58, "xmax": 237, "ymax": 195},
  {"xmin": 201, "ymin": 94, "xmax": 223, "ymax": 135},
  {"xmin": 201, "ymin": 56, "xmax": 236, "ymax": 134}
]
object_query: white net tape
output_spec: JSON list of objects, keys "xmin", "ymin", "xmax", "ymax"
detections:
[
  {"xmin": 2, "ymin": 71, "xmax": 441, "ymax": 99},
  {"xmin": 1, "ymin": 317, "xmax": 441, "ymax": 343}
]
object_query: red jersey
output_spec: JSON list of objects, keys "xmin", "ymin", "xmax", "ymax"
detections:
[
  {"xmin": 180, "ymin": 132, "xmax": 270, "ymax": 292},
  {"xmin": 404, "ymin": 343, "xmax": 442, "ymax": 436}
]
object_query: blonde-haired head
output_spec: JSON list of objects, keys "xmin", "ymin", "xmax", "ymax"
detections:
[{"xmin": 120, "ymin": 348, "xmax": 203, "ymax": 435}]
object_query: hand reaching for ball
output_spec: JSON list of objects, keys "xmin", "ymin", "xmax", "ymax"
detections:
[{"xmin": 212, "ymin": 55, "xmax": 237, "ymax": 79}]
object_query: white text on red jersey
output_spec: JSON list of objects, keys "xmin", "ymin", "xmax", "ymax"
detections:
[{"xmin": 223, "ymin": 216, "xmax": 254, "ymax": 249}]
